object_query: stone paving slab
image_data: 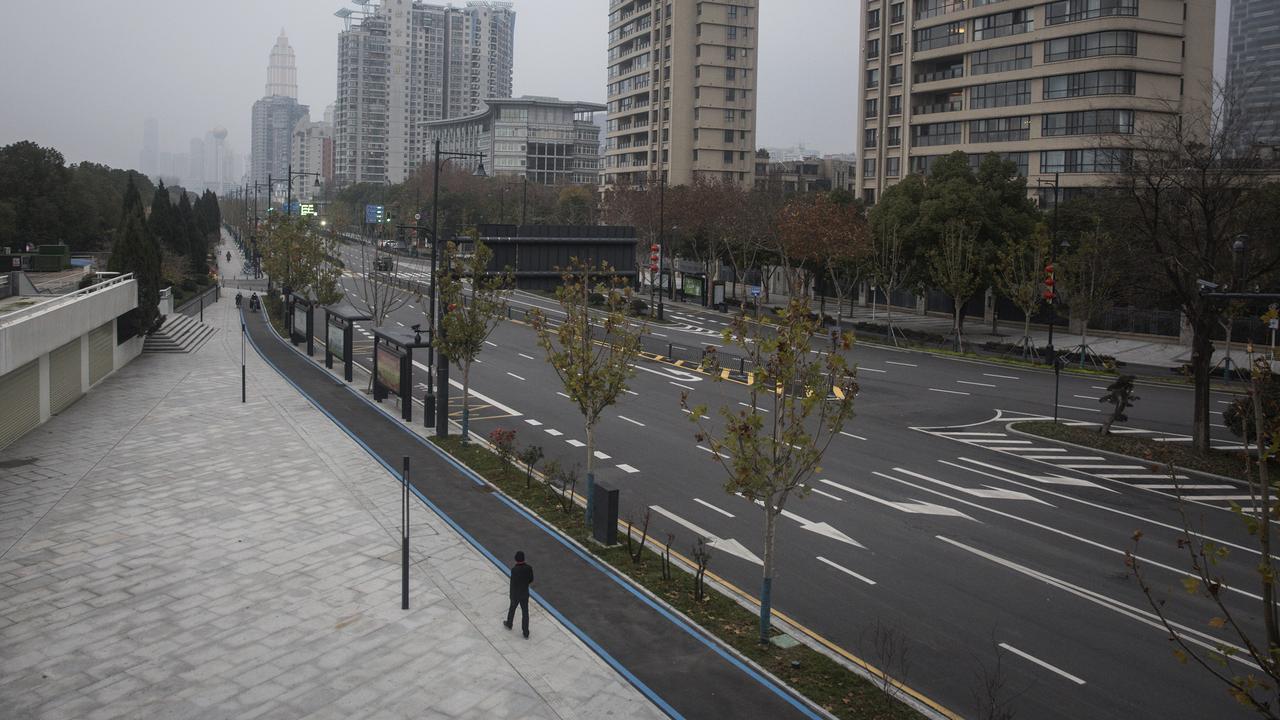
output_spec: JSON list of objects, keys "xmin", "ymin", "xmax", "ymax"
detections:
[{"xmin": 0, "ymin": 290, "xmax": 664, "ymax": 720}]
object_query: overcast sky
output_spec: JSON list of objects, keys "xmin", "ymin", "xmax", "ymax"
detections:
[{"xmin": 0, "ymin": 0, "xmax": 858, "ymax": 171}]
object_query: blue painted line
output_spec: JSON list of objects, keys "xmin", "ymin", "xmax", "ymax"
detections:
[
  {"xmin": 244, "ymin": 308, "xmax": 823, "ymax": 720},
  {"xmin": 241, "ymin": 309, "xmax": 683, "ymax": 720}
]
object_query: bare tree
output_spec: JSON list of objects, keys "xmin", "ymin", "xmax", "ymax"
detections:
[
  {"xmin": 869, "ymin": 220, "xmax": 910, "ymax": 345},
  {"xmin": 1113, "ymin": 84, "xmax": 1280, "ymax": 453},
  {"xmin": 349, "ymin": 240, "xmax": 415, "ymax": 329},
  {"xmin": 996, "ymin": 226, "xmax": 1050, "ymax": 359},
  {"xmin": 1058, "ymin": 226, "xmax": 1124, "ymax": 368}
]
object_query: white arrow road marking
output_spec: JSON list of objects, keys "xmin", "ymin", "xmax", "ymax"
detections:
[
  {"xmin": 820, "ymin": 479, "xmax": 974, "ymax": 520},
  {"xmin": 633, "ymin": 364, "xmax": 703, "ymax": 382},
  {"xmin": 736, "ymin": 496, "xmax": 864, "ymax": 548},
  {"xmin": 816, "ymin": 556, "xmax": 876, "ymax": 586},
  {"xmin": 650, "ymin": 505, "xmax": 762, "ymax": 565},
  {"xmin": 998, "ymin": 644, "xmax": 1086, "ymax": 685},
  {"xmin": 891, "ymin": 468, "xmax": 1052, "ymax": 505}
]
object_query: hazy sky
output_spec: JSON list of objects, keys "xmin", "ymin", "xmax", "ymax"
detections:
[{"xmin": 0, "ymin": 0, "xmax": 857, "ymax": 171}]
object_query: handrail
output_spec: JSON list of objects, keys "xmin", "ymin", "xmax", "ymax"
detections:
[
  {"xmin": 0, "ymin": 273, "xmax": 135, "ymax": 328},
  {"xmin": 175, "ymin": 284, "xmax": 219, "ymax": 315}
]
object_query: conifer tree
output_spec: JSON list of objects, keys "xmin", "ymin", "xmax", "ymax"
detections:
[
  {"xmin": 177, "ymin": 192, "xmax": 206, "ymax": 275},
  {"xmin": 109, "ymin": 178, "xmax": 162, "ymax": 335}
]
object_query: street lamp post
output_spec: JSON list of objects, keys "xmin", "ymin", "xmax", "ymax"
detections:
[
  {"xmin": 1037, "ymin": 172, "xmax": 1062, "ymax": 422},
  {"xmin": 428, "ymin": 137, "xmax": 487, "ymax": 438}
]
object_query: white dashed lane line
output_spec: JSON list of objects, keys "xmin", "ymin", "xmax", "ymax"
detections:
[
  {"xmin": 984, "ymin": 373, "xmax": 1019, "ymax": 380},
  {"xmin": 886, "ymin": 361, "xmax": 918, "ymax": 367},
  {"xmin": 816, "ymin": 556, "xmax": 876, "ymax": 586},
  {"xmin": 518, "ymin": 353, "xmax": 536, "ymax": 360},
  {"xmin": 566, "ymin": 439, "xmax": 585, "ymax": 447},
  {"xmin": 694, "ymin": 498, "xmax": 735, "ymax": 517},
  {"xmin": 507, "ymin": 372, "xmax": 526, "ymax": 381},
  {"xmin": 557, "ymin": 392, "xmax": 570, "ymax": 399},
  {"xmin": 618, "ymin": 415, "xmax": 646, "ymax": 427},
  {"xmin": 617, "ymin": 464, "xmax": 640, "ymax": 474},
  {"xmin": 957, "ymin": 380, "xmax": 996, "ymax": 388},
  {"xmin": 929, "ymin": 388, "xmax": 970, "ymax": 396},
  {"xmin": 670, "ymin": 382, "xmax": 696, "ymax": 391},
  {"xmin": 485, "ymin": 341, "xmax": 498, "ymax": 347},
  {"xmin": 544, "ymin": 428, "xmax": 563, "ymax": 437},
  {"xmin": 594, "ymin": 451, "xmax": 612, "ymax": 460},
  {"xmin": 524, "ymin": 419, "xmax": 543, "ymax": 426},
  {"xmin": 840, "ymin": 431, "xmax": 867, "ymax": 440}
]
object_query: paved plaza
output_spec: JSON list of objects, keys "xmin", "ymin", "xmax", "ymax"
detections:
[{"xmin": 0, "ymin": 293, "xmax": 664, "ymax": 719}]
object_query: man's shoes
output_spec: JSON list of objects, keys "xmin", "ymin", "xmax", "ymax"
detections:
[
  {"xmin": 522, "ymin": 631, "xmax": 529, "ymax": 639},
  {"xmin": 503, "ymin": 621, "xmax": 512, "ymax": 630}
]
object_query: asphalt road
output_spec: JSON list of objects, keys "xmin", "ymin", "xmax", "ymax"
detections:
[{"xmin": 300, "ymin": 240, "xmax": 1267, "ymax": 719}]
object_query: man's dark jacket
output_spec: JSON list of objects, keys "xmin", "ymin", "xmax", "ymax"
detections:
[{"xmin": 510, "ymin": 562, "xmax": 533, "ymax": 599}]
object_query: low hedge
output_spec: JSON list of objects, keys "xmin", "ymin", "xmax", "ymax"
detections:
[
  {"xmin": 430, "ymin": 434, "xmax": 923, "ymax": 720},
  {"xmin": 1014, "ymin": 421, "xmax": 1277, "ymax": 483}
]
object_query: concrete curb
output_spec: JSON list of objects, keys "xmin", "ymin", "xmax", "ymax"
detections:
[{"xmin": 1006, "ymin": 422, "xmax": 1251, "ymax": 489}]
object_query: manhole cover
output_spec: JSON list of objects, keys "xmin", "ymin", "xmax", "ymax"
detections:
[{"xmin": 769, "ymin": 633, "xmax": 800, "ymax": 649}]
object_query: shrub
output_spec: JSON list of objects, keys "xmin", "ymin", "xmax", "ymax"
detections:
[
  {"xmin": 588, "ymin": 291, "xmax": 606, "ymax": 307},
  {"xmin": 489, "ymin": 427, "xmax": 517, "ymax": 465}
]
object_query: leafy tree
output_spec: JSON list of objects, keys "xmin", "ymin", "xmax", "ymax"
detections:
[
  {"xmin": 529, "ymin": 259, "xmax": 645, "ymax": 524},
  {"xmin": 996, "ymin": 224, "xmax": 1051, "ymax": 358},
  {"xmin": 928, "ymin": 220, "xmax": 982, "ymax": 351},
  {"xmin": 260, "ymin": 214, "xmax": 343, "ymax": 303},
  {"xmin": 777, "ymin": 193, "xmax": 871, "ymax": 324},
  {"xmin": 178, "ymin": 193, "xmax": 206, "ymax": 276},
  {"xmin": 556, "ymin": 186, "xmax": 595, "ymax": 225},
  {"xmin": 437, "ymin": 239, "xmax": 512, "ymax": 440},
  {"xmin": 107, "ymin": 178, "xmax": 162, "ymax": 336},
  {"xmin": 867, "ymin": 219, "xmax": 911, "ymax": 344},
  {"xmin": 684, "ymin": 299, "xmax": 859, "ymax": 644}
]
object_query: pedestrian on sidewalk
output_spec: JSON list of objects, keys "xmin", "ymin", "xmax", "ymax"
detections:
[{"xmin": 503, "ymin": 550, "xmax": 534, "ymax": 638}]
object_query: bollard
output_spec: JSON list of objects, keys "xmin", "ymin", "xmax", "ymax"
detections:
[
  {"xmin": 402, "ymin": 455, "xmax": 410, "ymax": 610},
  {"xmin": 667, "ymin": 343, "xmax": 673, "ymax": 357}
]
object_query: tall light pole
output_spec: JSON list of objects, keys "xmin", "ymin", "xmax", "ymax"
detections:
[
  {"xmin": 428, "ymin": 137, "xmax": 487, "ymax": 437},
  {"xmin": 1037, "ymin": 172, "xmax": 1062, "ymax": 422}
]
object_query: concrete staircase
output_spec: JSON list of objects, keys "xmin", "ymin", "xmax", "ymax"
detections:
[{"xmin": 143, "ymin": 313, "xmax": 217, "ymax": 354}]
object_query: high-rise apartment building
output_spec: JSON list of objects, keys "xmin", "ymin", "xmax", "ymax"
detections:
[
  {"xmin": 251, "ymin": 30, "xmax": 309, "ymax": 189},
  {"xmin": 602, "ymin": 0, "xmax": 759, "ymax": 189},
  {"xmin": 334, "ymin": 1, "xmax": 516, "ymax": 186},
  {"xmin": 292, "ymin": 118, "xmax": 335, "ymax": 199},
  {"xmin": 1226, "ymin": 0, "xmax": 1280, "ymax": 148},
  {"xmin": 856, "ymin": 0, "xmax": 1215, "ymax": 205}
]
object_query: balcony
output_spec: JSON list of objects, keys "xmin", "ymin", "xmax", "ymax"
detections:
[
  {"xmin": 913, "ymin": 100, "xmax": 963, "ymax": 115},
  {"xmin": 914, "ymin": 67, "xmax": 963, "ymax": 84}
]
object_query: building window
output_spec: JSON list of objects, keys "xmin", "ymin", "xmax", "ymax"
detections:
[
  {"xmin": 725, "ymin": 129, "xmax": 735, "ymax": 142},
  {"xmin": 726, "ymin": 67, "xmax": 737, "ymax": 81},
  {"xmin": 970, "ymin": 44, "xmax": 1032, "ymax": 75},
  {"xmin": 868, "ymin": 8, "xmax": 881, "ymax": 30},
  {"xmin": 1041, "ymin": 109, "xmax": 1135, "ymax": 136},
  {"xmin": 886, "ymin": 156, "xmax": 901, "ymax": 177},
  {"xmin": 912, "ymin": 121, "xmax": 963, "ymax": 147},
  {"xmin": 1043, "ymin": 30, "xmax": 1137, "ymax": 62},
  {"xmin": 865, "ymin": 98, "xmax": 879, "ymax": 118},
  {"xmin": 887, "ymin": 126, "xmax": 902, "ymax": 147},
  {"xmin": 890, "ymin": 33, "xmax": 904, "ymax": 54},
  {"xmin": 863, "ymin": 158, "xmax": 877, "ymax": 178},
  {"xmin": 726, "ymin": 88, "xmax": 737, "ymax": 101},
  {"xmin": 1043, "ymin": 70, "xmax": 1136, "ymax": 99},
  {"xmin": 913, "ymin": 22, "xmax": 965, "ymax": 51},
  {"xmin": 889, "ymin": 96, "xmax": 902, "ymax": 116},
  {"xmin": 724, "ymin": 150, "xmax": 735, "ymax": 164},
  {"xmin": 1046, "ymin": 0, "xmax": 1139, "ymax": 26},
  {"xmin": 970, "ymin": 80, "xmax": 1030, "ymax": 108},
  {"xmin": 864, "ymin": 128, "xmax": 878, "ymax": 148},
  {"xmin": 867, "ymin": 68, "xmax": 880, "ymax": 89},
  {"xmin": 890, "ymin": 64, "xmax": 903, "ymax": 85},
  {"xmin": 973, "ymin": 8, "xmax": 1035, "ymax": 41},
  {"xmin": 969, "ymin": 116, "xmax": 1032, "ymax": 143},
  {"xmin": 866, "ymin": 39, "xmax": 880, "ymax": 59},
  {"xmin": 891, "ymin": 2, "xmax": 905, "ymax": 23},
  {"xmin": 1040, "ymin": 148, "xmax": 1128, "ymax": 173},
  {"xmin": 726, "ymin": 47, "xmax": 737, "ymax": 60},
  {"xmin": 728, "ymin": 26, "xmax": 738, "ymax": 40}
]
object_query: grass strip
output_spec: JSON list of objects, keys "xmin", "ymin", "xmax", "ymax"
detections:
[
  {"xmin": 1014, "ymin": 421, "xmax": 1278, "ymax": 483},
  {"xmin": 430, "ymin": 434, "xmax": 923, "ymax": 720}
]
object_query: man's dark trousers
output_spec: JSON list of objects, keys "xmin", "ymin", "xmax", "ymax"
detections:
[{"xmin": 506, "ymin": 559, "xmax": 534, "ymax": 636}]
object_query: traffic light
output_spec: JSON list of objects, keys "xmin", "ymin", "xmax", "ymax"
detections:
[
  {"xmin": 1043, "ymin": 263, "xmax": 1056, "ymax": 303},
  {"xmin": 649, "ymin": 243, "xmax": 660, "ymax": 273}
]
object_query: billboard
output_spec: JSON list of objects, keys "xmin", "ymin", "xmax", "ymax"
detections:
[
  {"xmin": 292, "ymin": 303, "xmax": 309, "ymax": 339},
  {"xmin": 376, "ymin": 344, "xmax": 403, "ymax": 397},
  {"xmin": 327, "ymin": 320, "xmax": 345, "ymax": 361}
]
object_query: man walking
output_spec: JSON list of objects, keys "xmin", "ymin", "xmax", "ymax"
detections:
[{"xmin": 503, "ymin": 551, "xmax": 534, "ymax": 638}]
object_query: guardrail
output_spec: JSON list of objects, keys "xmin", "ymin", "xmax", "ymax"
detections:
[
  {"xmin": 175, "ymin": 284, "xmax": 220, "ymax": 318},
  {"xmin": 0, "ymin": 273, "xmax": 135, "ymax": 328}
]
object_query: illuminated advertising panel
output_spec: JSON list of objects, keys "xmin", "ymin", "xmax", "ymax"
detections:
[
  {"xmin": 327, "ymin": 321, "xmax": 345, "ymax": 361},
  {"xmin": 376, "ymin": 344, "xmax": 402, "ymax": 396}
]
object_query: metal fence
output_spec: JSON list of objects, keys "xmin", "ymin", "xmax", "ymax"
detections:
[{"xmin": 176, "ymin": 284, "xmax": 220, "ymax": 317}]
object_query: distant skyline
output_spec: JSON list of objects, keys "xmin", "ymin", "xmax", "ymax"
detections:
[
  {"xmin": 0, "ymin": 0, "xmax": 858, "ymax": 175},
  {"xmin": 0, "ymin": 0, "xmax": 1231, "ymax": 176}
]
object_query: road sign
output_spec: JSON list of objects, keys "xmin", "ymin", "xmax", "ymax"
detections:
[
  {"xmin": 364, "ymin": 204, "xmax": 385, "ymax": 224},
  {"xmin": 299, "ymin": 203, "xmax": 316, "ymax": 217},
  {"xmin": 414, "ymin": 213, "xmax": 421, "ymax": 221},
  {"xmin": 1270, "ymin": 318, "xmax": 1279, "ymax": 330},
  {"xmin": 749, "ymin": 286, "xmax": 762, "ymax": 298}
]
